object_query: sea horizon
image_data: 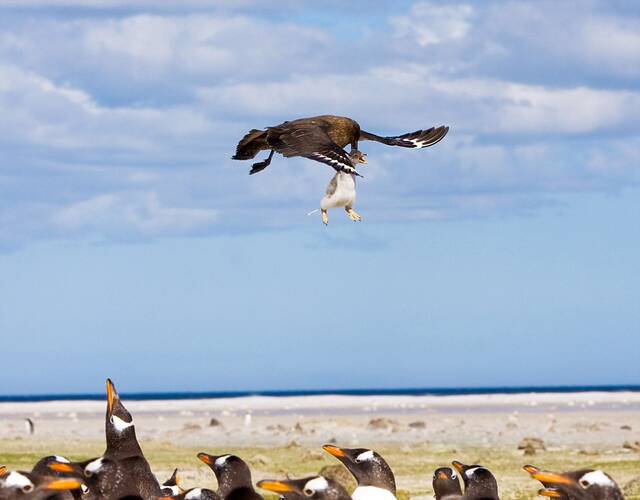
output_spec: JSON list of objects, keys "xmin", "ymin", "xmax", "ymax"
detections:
[{"xmin": 1, "ymin": 383, "xmax": 638, "ymax": 403}]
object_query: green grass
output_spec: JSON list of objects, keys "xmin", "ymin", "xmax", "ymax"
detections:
[{"xmin": 1, "ymin": 439, "xmax": 638, "ymax": 499}]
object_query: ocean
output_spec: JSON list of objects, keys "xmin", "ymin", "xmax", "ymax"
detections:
[{"xmin": 1, "ymin": 384, "xmax": 638, "ymax": 403}]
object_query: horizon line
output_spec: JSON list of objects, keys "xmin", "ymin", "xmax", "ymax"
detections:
[{"xmin": 1, "ymin": 383, "xmax": 639, "ymax": 403}]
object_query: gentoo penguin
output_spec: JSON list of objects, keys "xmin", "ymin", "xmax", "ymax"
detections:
[
  {"xmin": 432, "ymin": 467, "xmax": 462, "ymax": 500},
  {"xmin": 31, "ymin": 457, "xmax": 80, "ymax": 500},
  {"xmin": 197, "ymin": 453, "xmax": 262, "ymax": 500},
  {"xmin": 161, "ymin": 469, "xmax": 185, "ymax": 497},
  {"xmin": 312, "ymin": 150, "xmax": 366, "ymax": 225},
  {"xmin": 233, "ymin": 115, "xmax": 448, "ymax": 176},
  {"xmin": 0, "ymin": 469, "xmax": 82, "ymax": 500},
  {"xmin": 322, "ymin": 445, "xmax": 396, "ymax": 500},
  {"xmin": 523, "ymin": 465, "xmax": 624, "ymax": 500},
  {"xmin": 451, "ymin": 461, "xmax": 499, "ymax": 500},
  {"xmin": 258, "ymin": 476, "xmax": 350, "ymax": 500},
  {"xmin": 59, "ymin": 378, "xmax": 160, "ymax": 500}
]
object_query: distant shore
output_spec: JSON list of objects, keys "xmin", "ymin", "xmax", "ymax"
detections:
[{"xmin": 1, "ymin": 391, "xmax": 639, "ymax": 499}]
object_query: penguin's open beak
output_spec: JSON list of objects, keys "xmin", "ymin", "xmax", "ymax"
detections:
[
  {"xmin": 45, "ymin": 479, "xmax": 82, "ymax": 491},
  {"xmin": 106, "ymin": 379, "xmax": 117, "ymax": 414},
  {"xmin": 197, "ymin": 453, "xmax": 216, "ymax": 466},
  {"xmin": 322, "ymin": 444, "xmax": 346, "ymax": 458},
  {"xmin": 257, "ymin": 480, "xmax": 296, "ymax": 494},
  {"xmin": 530, "ymin": 471, "xmax": 573, "ymax": 486}
]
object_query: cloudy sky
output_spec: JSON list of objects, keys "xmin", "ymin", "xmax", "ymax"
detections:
[{"xmin": 0, "ymin": 1, "xmax": 638, "ymax": 394}]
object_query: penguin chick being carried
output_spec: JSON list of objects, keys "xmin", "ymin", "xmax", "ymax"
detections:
[{"xmin": 312, "ymin": 150, "xmax": 366, "ymax": 225}]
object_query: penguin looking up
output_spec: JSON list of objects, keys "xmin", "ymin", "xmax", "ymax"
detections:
[
  {"xmin": 258, "ymin": 476, "xmax": 350, "ymax": 500},
  {"xmin": 433, "ymin": 467, "xmax": 462, "ymax": 500},
  {"xmin": 322, "ymin": 445, "xmax": 396, "ymax": 500},
  {"xmin": 523, "ymin": 465, "xmax": 624, "ymax": 500},
  {"xmin": 197, "ymin": 453, "xmax": 262, "ymax": 500},
  {"xmin": 451, "ymin": 461, "xmax": 499, "ymax": 500},
  {"xmin": 162, "ymin": 469, "xmax": 185, "ymax": 497}
]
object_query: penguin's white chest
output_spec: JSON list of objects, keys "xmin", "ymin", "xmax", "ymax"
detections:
[
  {"xmin": 352, "ymin": 486, "xmax": 397, "ymax": 500},
  {"xmin": 321, "ymin": 172, "xmax": 356, "ymax": 209}
]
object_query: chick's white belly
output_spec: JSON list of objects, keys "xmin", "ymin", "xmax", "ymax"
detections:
[{"xmin": 321, "ymin": 174, "xmax": 356, "ymax": 209}]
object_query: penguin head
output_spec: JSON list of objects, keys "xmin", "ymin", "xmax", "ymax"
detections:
[
  {"xmin": 105, "ymin": 379, "xmax": 140, "ymax": 454},
  {"xmin": 452, "ymin": 461, "xmax": 498, "ymax": 500},
  {"xmin": 161, "ymin": 468, "xmax": 185, "ymax": 497},
  {"xmin": 432, "ymin": 467, "xmax": 462, "ymax": 499},
  {"xmin": 322, "ymin": 445, "xmax": 396, "ymax": 494},
  {"xmin": 197, "ymin": 453, "xmax": 253, "ymax": 494},
  {"xmin": 258, "ymin": 476, "xmax": 350, "ymax": 500},
  {"xmin": 31, "ymin": 456, "xmax": 73, "ymax": 477},
  {"xmin": 524, "ymin": 465, "xmax": 622, "ymax": 500},
  {"xmin": 0, "ymin": 470, "xmax": 82, "ymax": 497}
]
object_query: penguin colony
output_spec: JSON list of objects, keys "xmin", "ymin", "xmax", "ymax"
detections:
[{"xmin": 0, "ymin": 380, "xmax": 626, "ymax": 500}]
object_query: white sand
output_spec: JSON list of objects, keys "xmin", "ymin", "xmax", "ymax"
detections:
[{"xmin": 1, "ymin": 392, "xmax": 639, "ymax": 449}]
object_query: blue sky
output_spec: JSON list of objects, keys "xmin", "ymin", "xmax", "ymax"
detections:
[{"xmin": 0, "ymin": 1, "xmax": 638, "ymax": 394}]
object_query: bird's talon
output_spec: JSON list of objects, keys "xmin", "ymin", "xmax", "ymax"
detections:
[{"xmin": 347, "ymin": 210, "xmax": 362, "ymax": 222}]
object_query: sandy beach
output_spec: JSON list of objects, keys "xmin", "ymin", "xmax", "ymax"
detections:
[{"xmin": 1, "ymin": 391, "xmax": 639, "ymax": 499}]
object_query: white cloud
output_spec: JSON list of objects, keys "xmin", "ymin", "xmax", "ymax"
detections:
[
  {"xmin": 391, "ymin": 2, "xmax": 474, "ymax": 46},
  {"xmin": 52, "ymin": 191, "xmax": 218, "ymax": 237}
]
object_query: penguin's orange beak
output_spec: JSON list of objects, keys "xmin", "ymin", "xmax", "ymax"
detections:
[
  {"xmin": 438, "ymin": 471, "xmax": 448, "ymax": 480},
  {"xmin": 322, "ymin": 444, "xmax": 346, "ymax": 458},
  {"xmin": 0, "ymin": 465, "xmax": 6, "ymax": 475},
  {"xmin": 197, "ymin": 453, "xmax": 214, "ymax": 466},
  {"xmin": 48, "ymin": 463, "xmax": 76, "ymax": 474},
  {"xmin": 539, "ymin": 488, "xmax": 564, "ymax": 498},
  {"xmin": 452, "ymin": 461, "xmax": 465, "ymax": 474},
  {"xmin": 257, "ymin": 480, "xmax": 296, "ymax": 494},
  {"xmin": 106, "ymin": 379, "xmax": 116, "ymax": 414},
  {"xmin": 523, "ymin": 465, "xmax": 541, "ymax": 475},
  {"xmin": 45, "ymin": 479, "xmax": 82, "ymax": 491},
  {"xmin": 530, "ymin": 471, "xmax": 573, "ymax": 486}
]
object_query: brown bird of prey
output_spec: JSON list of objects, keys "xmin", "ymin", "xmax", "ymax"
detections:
[{"xmin": 232, "ymin": 115, "xmax": 448, "ymax": 224}]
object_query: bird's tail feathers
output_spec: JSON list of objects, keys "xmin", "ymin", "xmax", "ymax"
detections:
[{"xmin": 232, "ymin": 129, "xmax": 268, "ymax": 160}]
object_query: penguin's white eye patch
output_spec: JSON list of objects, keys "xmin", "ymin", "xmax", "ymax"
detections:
[
  {"xmin": 465, "ymin": 467, "xmax": 482, "ymax": 477},
  {"xmin": 579, "ymin": 471, "xmax": 613, "ymax": 488},
  {"xmin": 451, "ymin": 472, "xmax": 457, "ymax": 480},
  {"xmin": 5, "ymin": 472, "xmax": 34, "ymax": 490},
  {"xmin": 305, "ymin": 477, "xmax": 328, "ymax": 493},
  {"xmin": 355, "ymin": 450, "xmax": 374, "ymax": 462},
  {"xmin": 215, "ymin": 455, "xmax": 231, "ymax": 467}
]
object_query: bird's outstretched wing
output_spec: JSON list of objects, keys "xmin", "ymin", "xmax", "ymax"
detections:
[
  {"xmin": 360, "ymin": 125, "xmax": 449, "ymax": 148},
  {"xmin": 267, "ymin": 123, "xmax": 359, "ymax": 175}
]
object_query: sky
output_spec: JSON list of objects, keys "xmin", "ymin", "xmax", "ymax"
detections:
[{"xmin": 0, "ymin": 0, "xmax": 638, "ymax": 395}]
